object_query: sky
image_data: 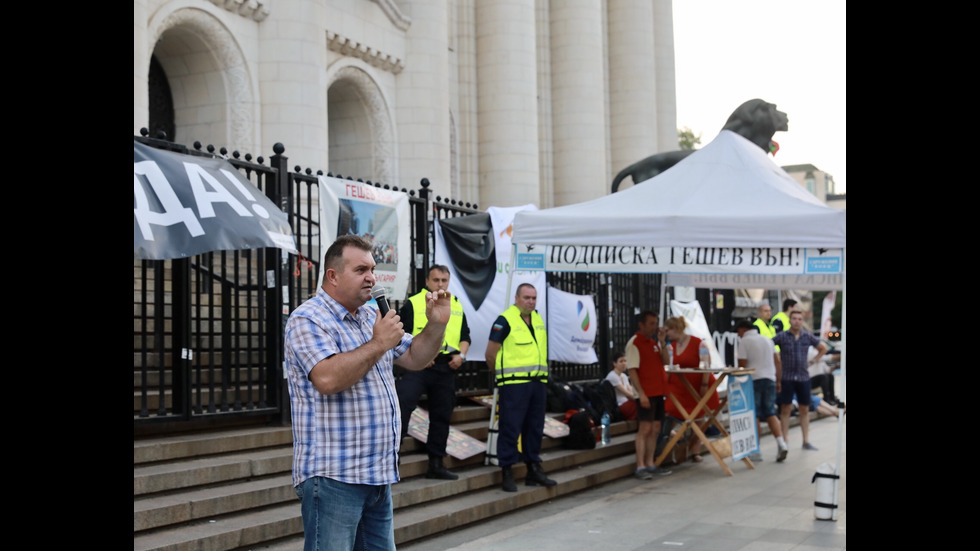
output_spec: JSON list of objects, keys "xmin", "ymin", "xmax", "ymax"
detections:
[{"xmin": 672, "ymin": 0, "xmax": 846, "ymax": 193}]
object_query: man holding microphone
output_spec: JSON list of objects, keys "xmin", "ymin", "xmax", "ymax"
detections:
[{"xmin": 284, "ymin": 234, "xmax": 452, "ymax": 551}]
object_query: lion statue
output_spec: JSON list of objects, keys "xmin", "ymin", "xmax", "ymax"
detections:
[{"xmin": 610, "ymin": 99, "xmax": 789, "ymax": 192}]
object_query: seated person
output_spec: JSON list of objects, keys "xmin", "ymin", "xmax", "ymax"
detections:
[
  {"xmin": 794, "ymin": 393, "xmax": 843, "ymax": 419},
  {"xmin": 605, "ymin": 351, "xmax": 638, "ymax": 421},
  {"xmin": 808, "ymin": 345, "xmax": 841, "ymax": 406}
]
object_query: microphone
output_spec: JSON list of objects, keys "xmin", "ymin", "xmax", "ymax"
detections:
[{"xmin": 371, "ymin": 285, "xmax": 390, "ymax": 317}]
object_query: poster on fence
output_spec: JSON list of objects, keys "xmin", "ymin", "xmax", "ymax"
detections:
[
  {"xmin": 547, "ymin": 286, "xmax": 598, "ymax": 364},
  {"xmin": 317, "ymin": 175, "xmax": 411, "ymax": 300},
  {"xmin": 434, "ymin": 205, "xmax": 546, "ymax": 360}
]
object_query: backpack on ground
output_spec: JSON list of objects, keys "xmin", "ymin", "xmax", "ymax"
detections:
[
  {"xmin": 590, "ymin": 379, "xmax": 623, "ymax": 423},
  {"xmin": 565, "ymin": 382, "xmax": 598, "ymax": 422},
  {"xmin": 546, "ymin": 377, "xmax": 596, "ymax": 420},
  {"xmin": 562, "ymin": 408, "xmax": 597, "ymax": 449},
  {"xmin": 546, "ymin": 377, "xmax": 569, "ymax": 413}
]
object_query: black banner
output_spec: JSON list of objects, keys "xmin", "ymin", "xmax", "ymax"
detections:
[{"xmin": 134, "ymin": 141, "xmax": 295, "ymax": 260}]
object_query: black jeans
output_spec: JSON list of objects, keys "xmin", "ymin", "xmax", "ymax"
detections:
[
  {"xmin": 396, "ymin": 366, "xmax": 457, "ymax": 457},
  {"xmin": 810, "ymin": 374, "xmax": 836, "ymax": 404}
]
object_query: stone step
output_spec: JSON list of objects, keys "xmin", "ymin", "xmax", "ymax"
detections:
[
  {"xmin": 135, "ymin": 447, "xmax": 293, "ymax": 496},
  {"xmin": 133, "ymin": 501, "xmax": 302, "ymax": 551},
  {"xmin": 393, "ymin": 453, "xmax": 639, "ymax": 544},
  {"xmin": 134, "ymin": 425, "xmax": 293, "ymax": 465},
  {"xmin": 135, "ymin": 474, "xmax": 295, "ymax": 532},
  {"xmin": 133, "ymin": 432, "xmax": 640, "ymax": 551}
]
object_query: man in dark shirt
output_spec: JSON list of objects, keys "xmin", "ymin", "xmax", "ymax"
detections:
[
  {"xmin": 397, "ymin": 265, "xmax": 471, "ymax": 479},
  {"xmin": 773, "ymin": 310, "xmax": 828, "ymax": 452}
]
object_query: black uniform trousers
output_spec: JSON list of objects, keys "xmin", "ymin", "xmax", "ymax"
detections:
[{"xmin": 397, "ymin": 360, "xmax": 457, "ymax": 458}]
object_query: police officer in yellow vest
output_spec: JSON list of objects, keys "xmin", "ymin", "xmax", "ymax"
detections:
[
  {"xmin": 397, "ymin": 265, "xmax": 470, "ymax": 480},
  {"xmin": 754, "ymin": 303, "xmax": 775, "ymax": 337},
  {"xmin": 771, "ymin": 298, "xmax": 797, "ymax": 336},
  {"xmin": 754, "ymin": 303, "xmax": 778, "ymax": 352},
  {"xmin": 485, "ymin": 283, "xmax": 557, "ymax": 492}
]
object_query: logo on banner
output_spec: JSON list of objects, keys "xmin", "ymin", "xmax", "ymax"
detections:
[
  {"xmin": 806, "ymin": 255, "xmax": 842, "ymax": 273},
  {"xmin": 578, "ymin": 301, "xmax": 590, "ymax": 331},
  {"xmin": 547, "ymin": 286, "xmax": 597, "ymax": 364},
  {"xmin": 517, "ymin": 251, "xmax": 545, "ymax": 270}
]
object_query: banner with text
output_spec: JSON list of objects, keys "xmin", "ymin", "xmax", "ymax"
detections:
[
  {"xmin": 547, "ymin": 286, "xmax": 598, "ymax": 364},
  {"xmin": 134, "ymin": 141, "xmax": 296, "ymax": 260},
  {"xmin": 727, "ymin": 374, "xmax": 759, "ymax": 461},
  {"xmin": 516, "ymin": 245, "xmax": 843, "ymax": 276},
  {"xmin": 317, "ymin": 175, "xmax": 411, "ymax": 300},
  {"xmin": 435, "ymin": 205, "xmax": 546, "ymax": 360}
]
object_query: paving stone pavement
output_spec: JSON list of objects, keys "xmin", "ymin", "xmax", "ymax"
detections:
[{"xmin": 400, "ymin": 414, "xmax": 846, "ymax": 551}]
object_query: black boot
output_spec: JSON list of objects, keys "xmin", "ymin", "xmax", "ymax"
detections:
[
  {"xmin": 501, "ymin": 465, "xmax": 517, "ymax": 492},
  {"xmin": 524, "ymin": 462, "xmax": 557, "ymax": 487},
  {"xmin": 426, "ymin": 456, "xmax": 459, "ymax": 480}
]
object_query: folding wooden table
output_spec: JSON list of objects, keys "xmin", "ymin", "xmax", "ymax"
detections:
[{"xmin": 654, "ymin": 367, "xmax": 756, "ymax": 476}]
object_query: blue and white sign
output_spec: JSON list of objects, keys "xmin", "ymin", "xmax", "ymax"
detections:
[{"xmin": 726, "ymin": 374, "xmax": 758, "ymax": 461}]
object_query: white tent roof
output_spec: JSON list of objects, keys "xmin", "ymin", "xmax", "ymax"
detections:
[
  {"xmin": 507, "ymin": 131, "xmax": 846, "ymax": 488},
  {"xmin": 512, "ymin": 130, "xmax": 845, "ymax": 249}
]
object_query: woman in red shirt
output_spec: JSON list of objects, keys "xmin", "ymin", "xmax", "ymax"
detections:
[{"xmin": 663, "ymin": 316, "xmax": 719, "ymax": 462}]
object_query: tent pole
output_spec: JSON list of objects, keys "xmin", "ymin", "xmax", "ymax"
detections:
[
  {"xmin": 659, "ymin": 275, "xmax": 667, "ymax": 321},
  {"xmin": 486, "ymin": 243, "xmax": 519, "ymax": 466},
  {"xmin": 832, "ymin": 248, "xmax": 846, "ymax": 520},
  {"xmin": 504, "ymin": 244, "xmax": 516, "ymax": 302}
]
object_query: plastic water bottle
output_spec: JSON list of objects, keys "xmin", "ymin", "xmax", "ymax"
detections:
[
  {"xmin": 698, "ymin": 342, "xmax": 710, "ymax": 369},
  {"xmin": 600, "ymin": 412, "xmax": 611, "ymax": 445},
  {"xmin": 667, "ymin": 344, "xmax": 674, "ymax": 368}
]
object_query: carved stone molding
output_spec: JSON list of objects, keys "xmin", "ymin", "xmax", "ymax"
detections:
[
  {"xmin": 162, "ymin": 9, "xmax": 254, "ymax": 151},
  {"xmin": 333, "ymin": 66, "xmax": 394, "ymax": 184},
  {"xmin": 371, "ymin": 0, "xmax": 411, "ymax": 31},
  {"xmin": 208, "ymin": 0, "xmax": 269, "ymax": 22},
  {"xmin": 326, "ymin": 30, "xmax": 405, "ymax": 75}
]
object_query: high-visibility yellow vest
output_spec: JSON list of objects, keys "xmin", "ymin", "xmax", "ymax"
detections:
[
  {"xmin": 771, "ymin": 311, "xmax": 791, "ymax": 334},
  {"xmin": 754, "ymin": 317, "xmax": 779, "ymax": 352},
  {"xmin": 407, "ymin": 290, "xmax": 463, "ymax": 352},
  {"xmin": 495, "ymin": 305, "xmax": 548, "ymax": 385},
  {"xmin": 754, "ymin": 318, "xmax": 775, "ymax": 339}
]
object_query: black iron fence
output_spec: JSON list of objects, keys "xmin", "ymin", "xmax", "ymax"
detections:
[{"xmin": 133, "ymin": 132, "xmax": 661, "ymax": 435}]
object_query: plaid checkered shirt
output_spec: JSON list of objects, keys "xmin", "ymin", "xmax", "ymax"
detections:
[
  {"xmin": 772, "ymin": 329, "xmax": 822, "ymax": 383},
  {"xmin": 285, "ymin": 288, "xmax": 412, "ymax": 487}
]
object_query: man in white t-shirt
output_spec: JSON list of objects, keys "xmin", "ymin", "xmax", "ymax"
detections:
[{"xmin": 736, "ymin": 319, "xmax": 789, "ymax": 462}]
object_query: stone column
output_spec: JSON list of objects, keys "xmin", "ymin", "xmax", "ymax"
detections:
[
  {"xmin": 608, "ymin": 0, "xmax": 659, "ymax": 182},
  {"xmin": 399, "ymin": 0, "xmax": 451, "ymax": 193},
  {"xmin": 550, "ymin": 0, "xmax": 606, "ymax": 206},
  {"xmin": 258, "ymin": 0, "xmax": 330, "ymax": 171},
  {"xmin": 653, "ymin": 0, "xmax": 678, "ymax": 152},
  {"xmin": 476, "ymin": 0, "xmax": 540, "ymax": 208},
  {"xmin": 134, "ymin": 0, "xmax": 149, "ymax": 134}
]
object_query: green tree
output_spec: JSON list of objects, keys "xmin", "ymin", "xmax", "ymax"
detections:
[{"xmin": 678, "ymin": 126, "xmax": 702, "ymax": 150}]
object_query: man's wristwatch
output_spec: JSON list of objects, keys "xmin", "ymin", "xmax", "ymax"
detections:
[{"xmin": 459, "ymin": 354, "xmax": 466, "ymax": 362}]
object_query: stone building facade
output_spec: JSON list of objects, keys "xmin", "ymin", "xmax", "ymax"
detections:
[
  {"xmin": 134, "ymin": 0, "xmax": 679, "ymax": 209},
  {"xmin": 781, "ymin": 163, "xmax": 846, "ymax": 211}
]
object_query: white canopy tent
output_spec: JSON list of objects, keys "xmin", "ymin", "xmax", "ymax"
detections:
[{"xmin": 507, "ymin": 130, "xmax": 845, "ymax": 518}]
